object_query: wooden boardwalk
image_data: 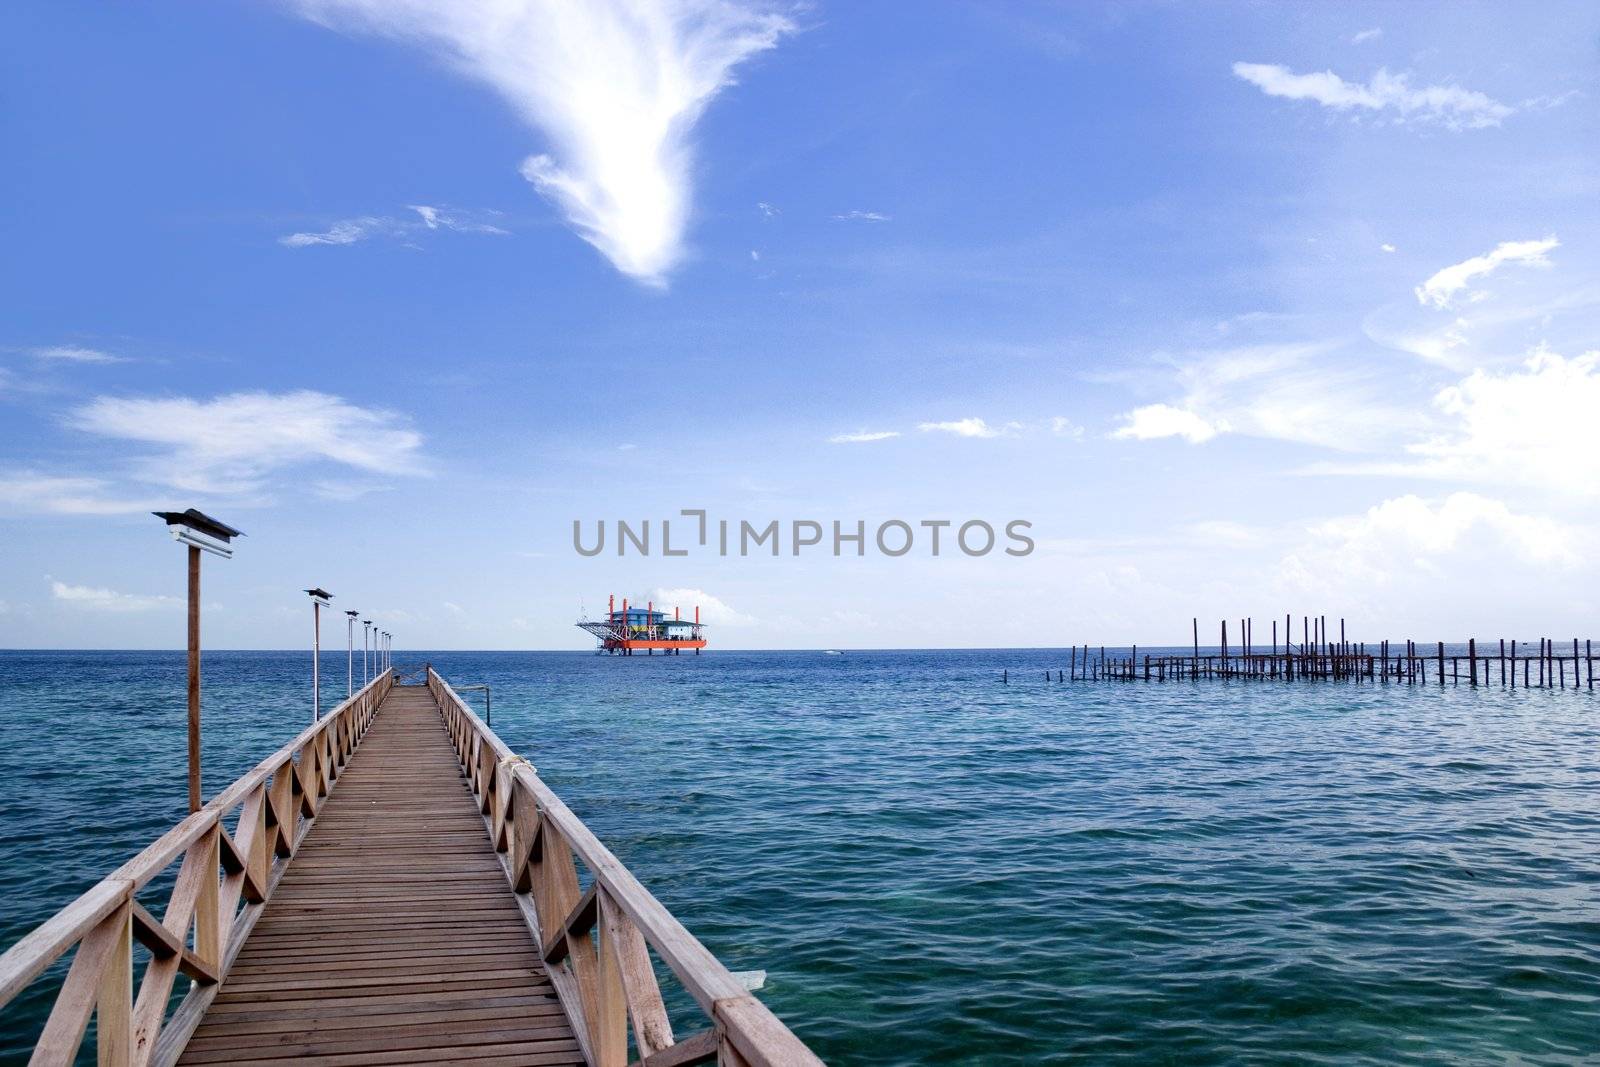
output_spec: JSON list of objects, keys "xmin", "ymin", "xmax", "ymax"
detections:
[
  {"xmin": 177, "ymin": 686, "xmax": 583, "ymax": 1066},
  {"xmin": 0, "ymin": 669, "xmax": 822, "ymax": 1066}
]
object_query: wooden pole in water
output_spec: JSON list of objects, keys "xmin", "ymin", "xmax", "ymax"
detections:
[
  {"xmin": 1468, "ymin": 638, "xmax": 1477, "ymax": 688},
  {"xmin": 1437, "ymin": 641, "xmax": 1445, "ymax": 687},
  {"xmin": 1588, "ymin": 639, "xmax": 1592, "ymax": 690},
  {"xmin": 1221, "ymin": 620, "xmax": 1228, "ymax": 677},
  {"xmin": 186, "ymin": 544, "xmax": 201, "ymax": 814},
  {"xmin": 1070, "ymin": 645, "xmax": 1077, "ymax": 681},
  {"xmin": 1500, "ymin": 638, "xmax": 1505, "ymax": 687}
]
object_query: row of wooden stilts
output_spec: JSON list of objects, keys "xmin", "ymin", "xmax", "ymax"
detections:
[
  {"xmin": 998, "ymin": 615, "xmax": 1594, "ymax": 690},
  {"xmin": 1045, "ymin": 637, "xmax": 1593, "ymax": 689}
]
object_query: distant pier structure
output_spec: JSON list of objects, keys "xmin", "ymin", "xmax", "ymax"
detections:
[
  {"xmin": 1040, "ymin": 616, "xmax": 1594, "ymax": 690},
  {"xmin": 577, "ymin": 594, "xmax": 707, "ymax": 655}
]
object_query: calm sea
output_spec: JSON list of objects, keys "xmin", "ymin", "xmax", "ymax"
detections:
[{"xmin": 1, "ymin": 649, "xmax": 1596, "ymax": 1064}]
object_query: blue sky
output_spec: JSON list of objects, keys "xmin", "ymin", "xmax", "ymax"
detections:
[{"xmin": 2, "ymin": 1, "xmax": 1597, "ymax": 650}]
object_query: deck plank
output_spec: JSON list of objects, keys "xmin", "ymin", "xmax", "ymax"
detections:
[{"xmin": 178, "ymin": 687, "xmax": 584, "ymax": 1066}]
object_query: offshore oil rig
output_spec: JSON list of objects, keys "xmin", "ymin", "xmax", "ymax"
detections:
[{"xmin": 576, "ymin": 594, "xmax": 708, "ymax": 654}]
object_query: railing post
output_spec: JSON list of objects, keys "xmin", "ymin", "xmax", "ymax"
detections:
[
  {"xmin": 96, "ymin": 901, "xmax": 132, "ymax": 1067},
  {"xmin": 594, "ymin": 895, "xmax": 630, "ymax": 1065}
]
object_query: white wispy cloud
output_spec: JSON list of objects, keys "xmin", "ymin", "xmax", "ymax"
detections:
[
  {"xmin": 33, "ymin": 345, "xmax": 128, "ymax": 364},
  {"xmin": 1111, "ymin": 403, "xmax": 1220, "ymax": 444},
  {"xmin": 1232, "ymin": 62, "xmax": 1513, "ymax": 129},
  {"xmin": 1350, "ymin": 27, "xmax": 1382, "ymax": 44},
  {"xmin": 1381, "ymin": 243, "xmax": 1396, "ymax": 253},
  {"xmin": 1399, "ymin": 347, "xmax": 1600, "ymax": 493},
  {"xmin": 653, "ymin": 587, "xmax": 755, "ymax": 626},
  {"xmin": 407, "ymin": 204, "xmax": 508, "ymax": 234},
  {"xmin": 0, "ymin": 473, "xmax": 160, "ymax": 515},
  {"xmin": 289, "ymin": 1, "xmax": 793, "ymax": 285},
  {"xmin": 1270, "ymin": 491, "xmax": 1592, "ymax": 627},
  {"xmin": 1413, "ymin": 236, "xmax": 1558, "ymax": 309},
  {"xmin": 280, "ymin": 217, "xmax": 390, "ymax": 247},
  {"xmin": 68, "ymin": 389, "xmax": 427, "ymax": 495},
  {"xmin": 831, "ymin": 210, "xmax": 891, "ymax": 222},
  {"xmin": 1107, "ymin": 341, "xmax": 1424, "ymax": 452},
  {"xmin": 1278, "ymin": 492, "xmax": 1578, "ymax": 602},
  {"xmin": 51, "ymin": 580, "xmax": 183, "ymax": 613},
  {"xmin": 917, "ymin": 417, "xmax": 1014, "ymax": 439},
  {"xmin": 280, "ymin": 207, "xmax": 507, "ymax": 248},
  {"xmin": 311, "ymin": 479, "xmax": 392, "ymax": 501},
  {"xmin": 1050, "ymin": 416, "xmax": 1084, "ymax": 440},
  {"xmin": 828, "ymin": 429, "xmax": 900, "ymax": 443}
]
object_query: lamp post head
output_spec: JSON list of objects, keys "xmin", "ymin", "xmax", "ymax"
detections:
[
  {"xmin": 153, "ymin": 509, "xmax": 243, "ymax": 559},
  {"xmin": 345, "ymin": 609, "xmax": 359, "ymax": 619},
  {"xmin": 305, "ymin": 588, "xmax": 332, "ymax": 606}
]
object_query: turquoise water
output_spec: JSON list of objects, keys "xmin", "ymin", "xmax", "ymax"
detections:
[{"xmin": 1, "ymin": 649, "xmax": 1597, "ymax": 1063}]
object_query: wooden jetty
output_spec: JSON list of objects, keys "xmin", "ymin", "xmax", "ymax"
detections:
[
  {"xmin": 1045, "ymin": 617, "xmax": 1595, "ymax": 690},
  {"xmin": 0, "ymin": 669, "xmax": 822, "ymax": 1067}
]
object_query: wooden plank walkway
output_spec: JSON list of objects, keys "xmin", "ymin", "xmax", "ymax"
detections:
[
  {"xmin": 177, "ymin": 685, "xmax": 584, "ymax": 1066},
  {"xmin": 2, "ymin": 667, "xmax": 821, "ymax": 1066}
]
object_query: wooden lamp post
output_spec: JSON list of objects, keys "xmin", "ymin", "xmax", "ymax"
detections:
[{"xmin": 153, "ymin": 509, "xmax": 243, "ymax": 814}]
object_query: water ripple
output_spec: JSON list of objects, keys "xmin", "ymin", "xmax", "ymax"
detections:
[{"xmin": 1, "ymin": 649, "xmax": 1597, "ymax": 1064}]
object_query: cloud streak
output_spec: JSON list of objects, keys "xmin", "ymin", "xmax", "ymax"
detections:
[
  {"xmin": 1232, "ymin": 62, "xmax": 1514, "ymax": 129},
  {"xmin": 51, "ymin": 581, "xmax": 183, "ymax": 613},
  {"xmin": 33, "ymin": 345, "xmax": 128, "ymax": 364},
  {"xmin": 918, "ymin": 418, "xmax": 1014, "ymax": 439},
  {"xmin": 0, "ymin": 473, "xmax": 161, "ymax": 515},
  {"xmin": 68, "ymin": 390, "xmax": 427, "ymax": 495},
  {"xmin": 280, "ymin": 206, "xmax": 507, "ymax": 248},
  {"xmin": 828, "ymin": 430, "xmax": 900, "ymax": 443},
  {"xmin": 290, "ymin": 0, "xmax": 793, "ymax": 285},
  {"xmin": 1414, "ymin": 236, "xmax": 1558, "ymax": 309}
]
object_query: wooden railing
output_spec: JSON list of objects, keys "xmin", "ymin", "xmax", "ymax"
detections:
[
  {"xmin": 0, "ymin": 670, "xmax": 394, "ymax": 1066},
  {"xmin": 427, "ymin": 668, "xmax": 824, "ymax": 1067}
]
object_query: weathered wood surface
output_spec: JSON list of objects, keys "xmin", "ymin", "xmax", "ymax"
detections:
[
  {"xmin": 0, "ymin": 671, "xmax": 392, "ymax": 1067},
  {"xmin": 427, "ymin": 670, "xmax": 824, "ymax": 1067},
  {"xmin": 3, "ymin": 671, "xmax": 823, "ymax": 1067},
  {"xmin": 177, "ymin": 685, "xmax": 583, "ymax": 1066}
]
